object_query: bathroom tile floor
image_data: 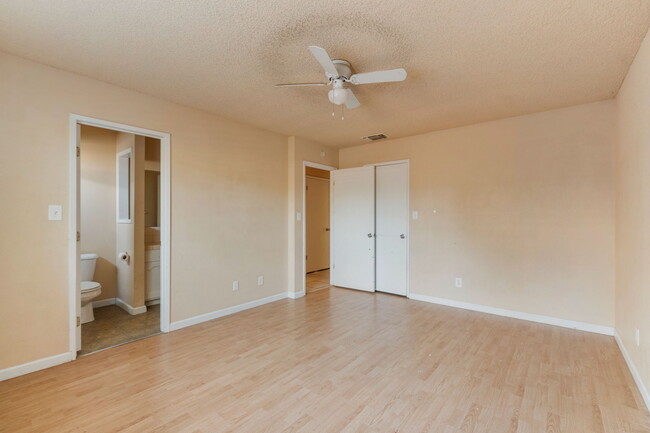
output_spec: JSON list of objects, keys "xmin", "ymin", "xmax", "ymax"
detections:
[
  {"xmin": 80, "ymin": 304, "xmax": 160, "ymax": 356},
  {"xmin": 305, "ymin": 269, "xmax": 330, "ymax": 293}
]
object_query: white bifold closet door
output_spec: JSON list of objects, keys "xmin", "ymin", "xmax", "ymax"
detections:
[
  {"xmin": 330, "ymin": 166, "xmax": 376, "ymax": 292},
  {"xmin": 375, "ymin": 163, "xmax": 409, "ymax": 296}
]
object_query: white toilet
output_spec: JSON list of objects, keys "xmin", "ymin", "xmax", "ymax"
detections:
[{"xmin": 80, "ymin": 253, "xmax": 102, "ymax": 324}]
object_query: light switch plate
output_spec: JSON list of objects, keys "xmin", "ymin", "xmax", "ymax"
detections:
[
  {"xmin": 296, "ymin": 212, "xmax": 302, "ymax": 221},
  {"xmin": 412, "ymin": 210, "xmax": 419, "ymax": 220},
  {"xmin": 48, "ymin": 205, "xmax": 62, "ymax": 220},
  {"xmin": 232, "ymin": 280, "xmax": 239, "ymax": 291}
]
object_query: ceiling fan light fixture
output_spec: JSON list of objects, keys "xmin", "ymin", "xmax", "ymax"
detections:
[{"xmin": 328, "ymin": 87, "xmax": 348, "ymax": 105}]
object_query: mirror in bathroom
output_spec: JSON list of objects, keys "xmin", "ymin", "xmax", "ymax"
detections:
[{"xmin": 116, "ymin": 147, "xmax": 133, "ymax": 223}]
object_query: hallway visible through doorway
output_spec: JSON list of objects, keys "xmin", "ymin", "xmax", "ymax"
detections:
[{"xmin": 306, "ymin": 269, "xmax": 330, "ymax": 293}]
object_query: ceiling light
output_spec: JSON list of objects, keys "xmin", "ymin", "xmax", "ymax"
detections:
[{"xmin": 328, "ymin": 88, "xmax": 348, "ymax": 105}]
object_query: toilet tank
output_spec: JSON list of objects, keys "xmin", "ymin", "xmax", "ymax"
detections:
[{"xmin": 80, "ymin": 253, "xmax": 98, "ymax": 281}]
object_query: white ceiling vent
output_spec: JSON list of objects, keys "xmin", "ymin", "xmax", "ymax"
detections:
[{"xmin": 361, "ymin": 134, "xmax": 389, "ymax": 141}]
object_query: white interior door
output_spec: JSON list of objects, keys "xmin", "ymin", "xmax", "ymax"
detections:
[
  {"xmin": 375, "ymin": 163, "xmax": 409, "ymax": 296},
  {"xmin": 306, "ymin": 176, "xmax": 330, "ymax": 273},
  {"xmin": 330, "ymin": 167, "xmax": 375, "ymax": 292}
]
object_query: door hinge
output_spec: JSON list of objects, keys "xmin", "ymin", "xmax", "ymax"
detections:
[
  {"xmin": 76, "ymin": 146, "xmax": 80, "ymax": 157},
  {"xmin": 76, "ymin": 316, "xmax": 81, "ymax": 326},
  {"xmin": 306, "ymin": 185, "xmax": 309, "ymax": 191},
  {"xmin": 76, "ymin": 231, "xmax": 80, "ymax": 242},
  {"xmin": 306, "ymin": 255, "xmax": 308, "ymax": 261}
]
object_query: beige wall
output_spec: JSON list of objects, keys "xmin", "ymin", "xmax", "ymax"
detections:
[
  {"xmin": 287, "ymin": 136, "xmax": 338, "ymax": 294},
  {"xmin": 79, "ymin": 125, "xmax": 118, "ymax": 301},
  {"xmin": 115, "ymin": 132, "xmax": 146, "ymax": 309},
  {"xmin": 340, "ymin": 101, "xmax": 617, "ymax": 327},
  {"xmin": 616, "ymin": 29, "xmax": 650, "ymax": 396},
  {"xmin": 0, "ymin": 52, "xmax": 288, "ymax": 370}
]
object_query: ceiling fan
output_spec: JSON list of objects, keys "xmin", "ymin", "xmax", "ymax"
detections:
[{"xmin": 275, "ymin": 46, "xmax": 407, "ymax": 110}]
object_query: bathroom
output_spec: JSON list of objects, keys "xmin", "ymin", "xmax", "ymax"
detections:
[{"xmin": 79, "ymin": 125, "xmax": 161, "ymax": 355}]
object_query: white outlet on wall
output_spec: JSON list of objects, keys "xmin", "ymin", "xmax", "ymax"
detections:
[
  {"xmin": 455, "ymin": 277, "xmax": 463, "ymax": 288},
  {"xmin": 636, "ymin": 328, "xmax": 641, "ymax": 347},
  {"xmin": 232, "ymin": 280, "xmax": 239, "ymax": 291},
  {"xmin": 257, "ymin": 276, "xmax": 264, "ymax": 286},
  {"xmin": 48, "ymin": 205, "xmax": 62, "ymax": 221}
]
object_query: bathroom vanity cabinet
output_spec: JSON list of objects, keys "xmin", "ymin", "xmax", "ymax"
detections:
[{"xmin": 145, "ymin": 248, "xmax": 161, "ymax": 303}]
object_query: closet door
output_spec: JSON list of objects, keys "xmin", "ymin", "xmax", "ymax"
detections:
[
  {"xmin": 330, "ymin": 167, "xmax": 375, "ymax": 292},
  {"xmin": 375, "ymin": 163, "xmax": 409, "ymax": 296}
]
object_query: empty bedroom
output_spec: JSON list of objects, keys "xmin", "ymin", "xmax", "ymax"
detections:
[{"xmin": 1, "ymin": 1, "xmax": 649, "ymax": 432}]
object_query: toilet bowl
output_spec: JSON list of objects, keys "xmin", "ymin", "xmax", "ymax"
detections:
[{"xmin": 80, "ymin": 253, "xmax": 102, "ymax": 324}]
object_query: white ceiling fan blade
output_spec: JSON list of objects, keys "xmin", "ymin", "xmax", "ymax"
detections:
[
  {"xmin": 275, "ymin": 82, "xmax": 328, "ymax": 87},
  {"xmin": 345, "ymin": 88, "xmax": 360, "ymax": 109},
  {"xmin": 308, "ymin": 46, "xmax": 339, "ymax": 77},
  {"xmin": 350, "ymin": 68, "xmax": 407, "ymax": 85}
]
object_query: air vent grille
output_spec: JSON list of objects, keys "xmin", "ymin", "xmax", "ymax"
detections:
[{"xmin": 361, "ymin": 134, "xmax": 388, "ymax": 141}]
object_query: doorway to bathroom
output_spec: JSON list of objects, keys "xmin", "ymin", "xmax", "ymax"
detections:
[
  {"xmin": 69, "ymin": 115, "xmax": 170, "ymax": 358},
  {"xmin": 303, "ymin": 162, "xmax": 335, "ymax": 294}
]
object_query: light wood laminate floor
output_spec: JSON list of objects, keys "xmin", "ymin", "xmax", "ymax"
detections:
[
  {"xmin": 0, "ymin": 287, "xmax": 648, "ymax": 432},
  {"xmin": 306, "ymin": 269, "xmax": 330, "ymax": 293}
]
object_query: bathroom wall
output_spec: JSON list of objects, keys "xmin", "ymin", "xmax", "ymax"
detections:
[
  {"xmin": 145, "ymin": 137, "xmax": 161, "ymax": 171},
  {"xmin": 115, "ymin": 133, "xmax": 146, "ymax": 311},
  {"xmin": 144, "ymin": 171, "xmax": 159, "ymax": 228},
  {"xmin": 144, "ymin": 137, "xmax": 161, "ymax": 228},
  {"xmin": 79, "ymin": 125, "xmax": 118, "ymax": 301}
]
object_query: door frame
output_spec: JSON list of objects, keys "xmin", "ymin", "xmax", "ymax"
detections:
[
  {"xmin": 364, "ymin": 160, "xmax": 410, "ymax": 297},
  {"xmin": 68, "ymin": 114, "xmax": 171, "ymax": 359},
  {"xmin": 302, "ymin": 161, "xmax": 337, "ymax": 295}
]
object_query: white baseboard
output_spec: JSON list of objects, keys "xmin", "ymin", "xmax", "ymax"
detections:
[
  {"xmin": 409, "ymin": 293, "xmax": 614, "ymax": 336},
  {"xmin": 288, "ymin": 290, "xmax": 305, "ymax": 299},
  {"xmin": 115, "ymin": 298, "xmax": 147, "ymax": 315},
  {"xmin": 615, "ymin": 331, "xmax": 650, "ymax": 411},
  {"xmin": 0, "ymin": 352, "xmax": 72, "ymax": 382},
  {"xmin": 146, "ymin": 298, "xmax": 160, "ymax": 306},
  {"xmin": 170, "ymin": 292, "xmax": 288, "ymax": 331},
  {"xmin": 93, "ymin": 297, "xmax": 116, "ymax": 308}
]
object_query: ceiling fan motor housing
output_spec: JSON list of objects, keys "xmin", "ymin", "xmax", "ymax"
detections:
[{"xmin": 330, "ymin": 60, "xmax": 352, "ymax": 80}]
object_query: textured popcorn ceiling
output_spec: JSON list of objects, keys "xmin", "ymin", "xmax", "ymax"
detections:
[{"xmin": 1, "ymin": 1, "xmax": 649, "ymax": 147}]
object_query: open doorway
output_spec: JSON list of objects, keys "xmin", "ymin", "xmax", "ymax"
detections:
[
  {"xmin": 69, "ymin": 115, "xmax": 170, "ymax": 359},
  {"xmin": 304, "ymin": 164, "xmax": 334, "ymax": 293}
]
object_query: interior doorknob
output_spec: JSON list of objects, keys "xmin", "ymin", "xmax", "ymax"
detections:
[
  {"xmin": 368, "ymin": 233, "xmax": 373, "ymax": 238},
  {"xmin": 400, "ymin": 234, "xmax": 406, "ymax": 239}
]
